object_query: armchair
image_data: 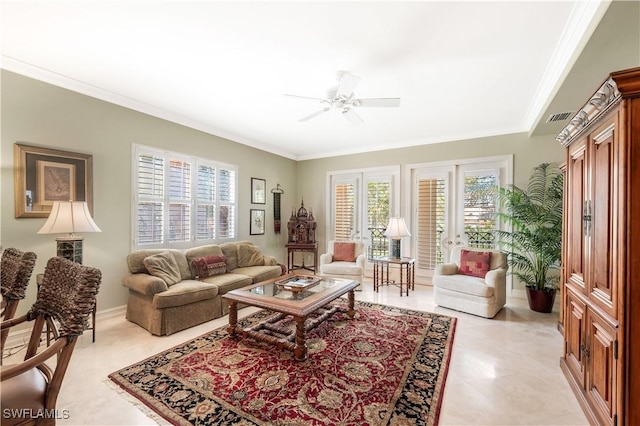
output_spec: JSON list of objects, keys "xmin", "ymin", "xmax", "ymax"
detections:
[
  {"xmin": 433, "ymin": 246, "xmax": 507, "ymax": 318},
  {"xmin": 1, "ymin": 248, "xmax": 37, "ymax": 351},
  {"xmin": 319, "ymin": 240, "xmax": 366, "ymax": 290},
  {"xmin": 1, "ymin": 257, "xmax": 101, "ymax": 425}
]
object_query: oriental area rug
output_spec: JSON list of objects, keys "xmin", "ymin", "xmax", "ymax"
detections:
[{"xmin": 108, "ymin": 301, "xmax": 456, "ymax": 426}]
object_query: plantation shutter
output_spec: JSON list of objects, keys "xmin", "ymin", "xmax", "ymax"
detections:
[
  {"xmin": 168, "ymin": 159, "xmax": 191, "ymax": 242},
  {"xmin": 218, "ymin": 167, "xmax": 236, "ymax": 239},
  {"xmin": 417, "ymin": 177, "xmax": 445, "ymax": 269},
  {"xmin": 196, "ymin": 163, "xmax": 216, "ymax": 240},
  {"xmin": 133, "ymin": 144, "xmax": 238, "ymax": 249},
  {"xmin": 334, "ymin": 183, "xmax": 355, "ymax": 241},
  {"xmin": 136, "ymin": 152, "xmax": 164, "ymax": 245}
]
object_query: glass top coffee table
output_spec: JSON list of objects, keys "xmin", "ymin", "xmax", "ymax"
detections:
[{"xmin": 222, "ymin": 274, "xmax": 358, "ymax": 361}]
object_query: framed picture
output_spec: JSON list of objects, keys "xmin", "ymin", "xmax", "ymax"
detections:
[
  {"xmin": 14, "ymin": 143, "xmax": 93, "ymax": 218},
  {"xmin": 251, "ymin": 177, "xmax": 266, "ymax": 204},
  {"xmin": 250, "ymin": 209, "xmax": 265, "ymax": 235}
]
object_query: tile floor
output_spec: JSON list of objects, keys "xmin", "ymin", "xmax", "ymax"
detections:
[{"xmin": 4, "ymin": 282, "xmax": 588, "ymax": 425}]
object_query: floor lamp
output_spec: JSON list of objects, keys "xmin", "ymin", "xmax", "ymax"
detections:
[
  {"xmin": 384, "ymin": 217, "xmax": 411, "ymax": 259},
  {"xmin": 37, "ymin": 201, "xmax": 101, "ymax": 264}
]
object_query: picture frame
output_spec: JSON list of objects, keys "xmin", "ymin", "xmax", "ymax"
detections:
[
  {"xmin": 250, "ymin": 209, "xmax": 265, "ymax": 235},
  {"xmin": 251, "ymin": 177, "xmax": 266, "ymax": 204},
  {"xmin": 14, "ymin": 143, "xmax": 93, "ymax": 218}
]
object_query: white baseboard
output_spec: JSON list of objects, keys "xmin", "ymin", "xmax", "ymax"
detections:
[{"xmin": 2, "ymin": 305, "xmax": 127, "ymax": 353}]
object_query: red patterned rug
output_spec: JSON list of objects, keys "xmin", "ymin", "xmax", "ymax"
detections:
[{"xmin": 108, "ymin": 301, "xmax": 456, "ymax": 426}]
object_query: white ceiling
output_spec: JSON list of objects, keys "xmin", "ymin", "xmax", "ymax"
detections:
[{"xmin": 1, "ymin": 1, "xmax": 610, "ymax": 160}]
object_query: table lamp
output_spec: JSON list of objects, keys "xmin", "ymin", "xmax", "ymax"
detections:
[
  {"xmin": 37, "ymin": 201, "xmax": 101, "ymax": 264},
  {"xmin": 384, "ymin": 217, "xmax": 411, "ymax": 259}
]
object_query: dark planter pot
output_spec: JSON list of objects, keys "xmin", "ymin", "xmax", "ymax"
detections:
[{"xmin": 526, "ymin": 287, "xmax": 557, "ymax": 313}]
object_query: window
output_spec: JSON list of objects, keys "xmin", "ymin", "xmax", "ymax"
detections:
[{"xmin": 133, "ymin": 145, "xmax": 237, "ymax": 249}]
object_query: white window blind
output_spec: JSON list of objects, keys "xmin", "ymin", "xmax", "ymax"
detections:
[
  {"xmin": 133, "ymin": 145, "xmax": 237, "ymax": 249},
  {"xmin": 417, "ymin": 177, "xmax": 445, "ymax": 269},
  {"xmin": 334, "ymin": 183, "xmax": 355, "ymax": 241}
]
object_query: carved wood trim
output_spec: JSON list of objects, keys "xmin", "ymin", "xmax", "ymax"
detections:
[{"xmin": 557, "ymin": 67, "xmax": 640, "ymax": 147}]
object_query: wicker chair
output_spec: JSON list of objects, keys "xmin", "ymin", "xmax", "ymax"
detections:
[
  {"xmin": 1, "ymin": 248, "xmax": 37, "ymax": 350},
  {"xmin": 0, "ymin": 257, "xmax": 101, "ymax": 426}
]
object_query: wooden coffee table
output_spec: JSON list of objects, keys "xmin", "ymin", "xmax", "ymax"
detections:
[{"xmin": 222, "ymin": 274, "xmax": 358, "ymax": 361}]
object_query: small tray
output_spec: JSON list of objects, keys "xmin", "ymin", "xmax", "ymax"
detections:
[{"xmin": 276, "ymin": 275, "xmax": 322, "ymax": 292}]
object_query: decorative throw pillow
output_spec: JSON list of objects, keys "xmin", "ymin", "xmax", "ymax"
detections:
[
  {"xmin": 237, "ymin": 244, "xmax": 265, "ymax": 267},
  {"xmin": 333, "ymin": 242, "xmax": 356, "ymax": 262},
  {"xmin": 143, "ymin": 251, "xmax": 182, "ymax": 286},
  {"xmin": 459, "ymin": 249, "xmax": 492, "ymax": 278},
  {"xmin": 191, "ymin": 255, "xmax": 227, "ymax": 280}
]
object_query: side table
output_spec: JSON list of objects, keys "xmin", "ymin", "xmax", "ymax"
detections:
[
  {"xmin": 373, "ymin": 256, "xmax": 416, "ymax": 296},
  {"xmin": 37, "ymin": 273, "xmax": 96, "ymax": 342},
  {"xmin": 285, "ymin": 243, "xmax": 318, "ymax": 273}
]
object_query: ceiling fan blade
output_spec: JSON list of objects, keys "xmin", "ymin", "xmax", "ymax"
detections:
[
  {"xmin": 354, "ymin": 98, "xmax": 401, "ymax": 107},
  {"xmin": 299, "ymin": 108, "xmax": 329, "ymax": 122},
  {"xmin": 342, "ymin": 108, "xmax": 364, "ymax": 125},
  {"xmin": 336, "ymin": 73, "xmax": 360, "ymax": 98},
  {"xmin": 284, "ymin": 94, "xmax": 327, "ymax": 103}
]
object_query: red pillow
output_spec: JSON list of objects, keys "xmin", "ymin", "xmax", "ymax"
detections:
[
  {"xmin": 333, "ymin": 242, "xmax": 356, "ymax": 262},
  {"xmin": 191, "ymin": 255, "xmax": 227, "ymax": 280},
  {"xmin": 459, "ymin": 249, "xmax": 492, "ymax": 278}
]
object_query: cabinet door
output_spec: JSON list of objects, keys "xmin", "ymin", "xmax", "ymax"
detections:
[
  {"xmin": 585, "ymin": 308, "xmax": 618, "ymax": 426},
  {"xmin": 564, "ymin": 289, "xmax": 586, "ymax": 388},
  {"xmin": 566, "ymin": 138, "xmax": 588, "ymax": 293},
  {"xmin": 588, "ymin": 118, "xmax": 618, "ymax": 317}
]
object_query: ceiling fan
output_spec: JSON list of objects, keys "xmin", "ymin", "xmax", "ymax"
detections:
[{"xmin": 284, "ymin": 72, "xmax": 401, "ymax": 125}]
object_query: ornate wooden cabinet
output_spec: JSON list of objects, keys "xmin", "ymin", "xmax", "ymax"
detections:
[{"xmin": 558, "ymin": 67, "xmax": 640, "ymax": 426}]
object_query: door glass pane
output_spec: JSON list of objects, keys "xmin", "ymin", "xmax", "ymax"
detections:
[
  {"xmin": 366, "ymin": 180, "xmax": 390, "ymax": 259},
  {"xmin": 417, "ymin": 177, "xmax": 446, "ymax": 269},
  {"xmin": 463, "ymin": 173, "xmax": 497, "ymax": 248}
]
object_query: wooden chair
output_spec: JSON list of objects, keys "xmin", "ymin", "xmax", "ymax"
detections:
[
  {"xmin": 1, "ymin": 248, "xmax": 37, "ymax": 350},
  {"xmin": 0, "ymin": 257, "xmax": 101, "ymax": 426}
]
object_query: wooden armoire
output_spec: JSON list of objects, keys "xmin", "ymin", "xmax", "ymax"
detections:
[{"xmin": 557, "ymin": 67, "xmax": 640, "ymax": 426}]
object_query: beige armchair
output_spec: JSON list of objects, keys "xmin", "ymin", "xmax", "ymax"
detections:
[
  {"xmin": 319, "ymin": 240, "xmax": 366, "ymax": 290},
  {"xmin": 433, "ymin": 246, "xmax": 507, "ymax": 318}
]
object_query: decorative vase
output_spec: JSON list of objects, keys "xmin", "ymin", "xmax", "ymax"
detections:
[{"xmin": 526, "ymin": 287, "xmax": 557, "ymax": 313}]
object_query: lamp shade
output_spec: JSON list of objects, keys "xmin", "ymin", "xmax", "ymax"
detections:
[
  {"xmin": 37, "ymin": 201, "xmax": 101, "ymax": 235},
  {"xmin": 384, "ymin": 217, "xmax": 411, "ymax": 239}
]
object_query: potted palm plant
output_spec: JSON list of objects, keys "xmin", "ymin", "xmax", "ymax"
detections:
[{"xmin": 495, "ymin": 162, "xmax": 563, "ymax": 313}]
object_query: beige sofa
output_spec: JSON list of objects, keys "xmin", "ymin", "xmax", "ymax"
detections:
[{"xmin": 122, "ymin": 241, "xmax": 283, "ymax": 335}]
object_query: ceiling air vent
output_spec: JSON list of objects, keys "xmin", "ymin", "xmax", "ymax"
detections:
[{"xmin": 547, "ymin": 111, "xmax": 574, "ymax": 123}]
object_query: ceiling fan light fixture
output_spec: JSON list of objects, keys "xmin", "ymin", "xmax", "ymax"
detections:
[{"xmin": 286, "ymin": 71, "xmax": 400, "ymax": 124}]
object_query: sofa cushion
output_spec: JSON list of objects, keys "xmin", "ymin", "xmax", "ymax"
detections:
[
  {"xmin": 152, "ymin": 280, "xmax": 219, "ymax": 309},
  {"xmin": 191, "ymin": 255, "xmax": 227, "ymax": 279},
  {"xmin": 202, "ymin": 273, "xmax": 253, "ymax": 295},
  {"xmin": 459, "ymin": 249, "xmax": 492, "ymax": 278},
  {"xmin": 143, "ymin": 251, "xmax": 182, "ymax": 286},
  {"xmin": 220, "ymin": 241, "xmax": 251, "ymax": 271},
  {"xmin": 185, "ymin": 245, "xmax": 224, "ymax": 276},
  {"xmin": 321, "ymin": 261, "xmax": 363, "ymax": 276},
  {"xmin": 233, "ymin": 265, "xmax": 282, "ymax": 283},
  {"xmin": 433, "ymin": 274, "xmax": 494, "ymax": 297},
  {"xmin": 333, "ymin": 242, "xmax": 356, "ymax": 262},
  {"xmin": 238, "ymin": 244, "xmax": 264, "ymax": 267},
  {"xmin": 128, "ymin": 249, "xmax": 191, "ymax": 280}
]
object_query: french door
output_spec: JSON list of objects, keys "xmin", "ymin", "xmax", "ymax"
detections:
[
  {"xmin": 327, "ymin": 166, "xmax": 400, "ymax": 262},
  {"xmin": 409, "ymin": 157, "xmax": 511, "ymax": 280}
]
